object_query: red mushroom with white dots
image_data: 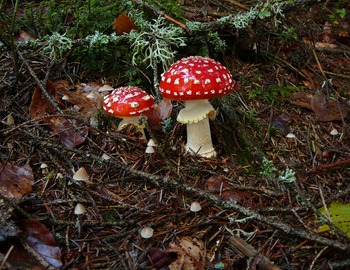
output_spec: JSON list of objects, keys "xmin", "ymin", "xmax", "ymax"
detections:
[
  {"xmin": 103, "ymin": 86, "xmax": 155, "ymax": 139},
  {"xmin": 159, "ymin": 56, "xmax": 236, "ymax": 157}
]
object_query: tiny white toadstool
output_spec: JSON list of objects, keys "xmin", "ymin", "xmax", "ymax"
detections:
[
  {"xmin": 190, "ymin": 201, "xmax": 202, "ymax": 212},
  {"xmin": 140, "ymin": 227, "xmax": 154, "ymax": 239},
  {"xmin": 73, "ymin": 167, "xmax": 89, "ymax": 181},
  {"xmin": 330, "ymin": 128, "xmax": 339, "ymax": 136},
  {"xmin": 6, "ymin": 114, "xmax": 15, "ymax": 125},
  {"xmin": 145, "ymin": 139, "xmax": 157, "ymax": 154},
  {"xmin": 103, "ymin": 86, "xmax": 155, "ymax": 140},
  {"xmin": 40, "ymin": 163, "xmax": 48, "ymax": 174},
  {"xmin": 145, "ymin": 146, "xmax": 155, "ymax": 154},
  {"xmin": 74, "ymin": 203, "xmax": 86, "ymax": 215},
  {"xmin": 101, "ymin": 153, "xmax": 111, "ymax": 160},
  {"xmin": 159, "ymin": 56, "xmax": 237, "ymax": 157},
  {"xmin": 286, "ymin": 133, "xmax": 296, "ymax": 139}
]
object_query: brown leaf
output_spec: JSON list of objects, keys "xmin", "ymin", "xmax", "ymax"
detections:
[
  {"xmin": 19, "ymin": 219, "xmax": 62, "ymax": 268},
  {"xmin": 29, "ymin": 80, "xmax": 62, "ymax": 123},
  {"xmin": 113, "ymin": 13, "xmax": 138, "ymax": 35},
  {"xmin": 289, "ymin": 91, "xmax": 313, "ymax": 110},
  {"xmin": 51, "ymin": 117, "xmax": 88, "ymax": 148},
  {"xmin": 144, "ymin": 247, "xmax": 177, "ymax": 269},
  {"xmin": 166, "ymin": 237, "xmax": 204, "ymax": 270},
  {"xmin": 15, "ymin": 30, "xmax": 36, "ymax": 42},
  {"xmin": 56, "ymin": 81, "xmax": 103, "ymax": 113},
  {"xmin": 290, "ymin": 92, "xmax": 349, "ymax": 121},
  {"xmin": 205, "ymin": 175, "xmax": 251, "ymax": 204},
  {"xmin": 148, "ymin": 98, "xmax": 173, "ymax": 129},
  {"xmin": 310, "ymin": 92, "xmax": 349, "ymax": 121},
  {"xmin": 0, "ymin": 163, "xmax": 34, "ymax": 199}
]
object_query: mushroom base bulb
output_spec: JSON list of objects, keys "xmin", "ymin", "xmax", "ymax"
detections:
[{"xmin": 185, "ymin": 117, "xmax": 216, "ymax": 158}]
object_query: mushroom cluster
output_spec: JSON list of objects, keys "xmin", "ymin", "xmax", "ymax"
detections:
[
  {"xmin": 103, "ymin": 56, "xmax": 236, "ymax": 158},
  {"xmin": 159, "ymin": 56, "xmax": 236, "ymax": 157},
  {"xmin": 103, "ymin": 86, "xmax": 155, "ymax": 139}
]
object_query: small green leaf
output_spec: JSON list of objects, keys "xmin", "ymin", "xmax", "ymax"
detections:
[{"xmin": 317, "ymin": 201, "xmax": 350, "ymax": 237}]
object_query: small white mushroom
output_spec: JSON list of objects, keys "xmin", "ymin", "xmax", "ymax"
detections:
[
  {"xmin": 147, "ymin": 139, "xmax": 157, "ymax": 147},
  {"xmin": 145, "ymin": 146, "xmax": 155, "ymax": 154},
  {"xmin": 101, "ymin": 153, "xmax": 111, "ymax": 160},
  {"xmin": 286, "ymin": 133, "xmax": 296, "ymax": 139},
  {"xmin": 73, "ymin": 167, "xmax": 89, "ymax": 181},
  {"xmin": 140, "ymin": 227, "xmax": 154, "ymax": 239},
  {"xmin": 6, "ymin": 114, "xmax": 15, "ymax": 125},
  {"xmin": 330, "ymin": 128, "xmax": 339, "ymax": 136},
  {"xmin": 74, "ymin": 203, "xmax": 86, "ymax": 215},
  {"xmin": 40, "ymin": 163, "xmax": 48, "ymax": 174},
  {"xmin": 190, "ymin": 201, "xmax": 202, "ymax": 212}
]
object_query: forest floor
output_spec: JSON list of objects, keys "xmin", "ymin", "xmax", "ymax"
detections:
[{"xmin": 1, "ymin": 0, "xmax": 350, "ymax": 269}]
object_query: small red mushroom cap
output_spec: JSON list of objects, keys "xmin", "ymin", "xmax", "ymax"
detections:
[
  {"xmin": 159, "ymin": 56, "xmax": 236, "ymax": 100},
  {"xmin": 103, "ymin": 86, "xmax": 155, "ymax": 117}
]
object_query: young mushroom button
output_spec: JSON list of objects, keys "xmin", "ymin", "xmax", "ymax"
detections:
[
  {"xmin": 103, "ymin": 86, "xmax": 155, "ymax": 140},
  {"xmin": 159, "ymin": 56, "xmax": 236, "ymax": 157}
]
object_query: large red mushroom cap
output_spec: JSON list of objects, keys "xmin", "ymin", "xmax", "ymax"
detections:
[
  {"xmin": 159, "ymin": 56, "xmax": 236, "ymax": 101},
  {"xmin": 103, "ymin": 86, "xmax": 155, "ymax": 118}
]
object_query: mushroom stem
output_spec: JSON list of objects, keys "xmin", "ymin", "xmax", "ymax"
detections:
[
  {"xmin": 118, "ymin": 116, "xmax": 146, "ymax": 140},
  {"xmin": 185, "ymin": 117, "xmax": 216, "ymax": 158}
]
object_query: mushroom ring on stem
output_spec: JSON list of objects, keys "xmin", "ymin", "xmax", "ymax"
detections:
[
  {"xmin": 103, "ymin": 86, "xmax": 155, "ymax": 140},
  {"xmin": 159, "ymin": 56, "xmax": 236, "ymax": 157}
]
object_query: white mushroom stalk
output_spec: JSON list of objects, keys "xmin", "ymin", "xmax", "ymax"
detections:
[{"xmin": 178, "ymin": 99, "xmax": 216, "ymax": 157}]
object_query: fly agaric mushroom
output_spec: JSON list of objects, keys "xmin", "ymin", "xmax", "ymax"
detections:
[
  {"xmin": 103, "ymin": 86, "xmax": 155, "ymax": 140},
  {"xmin": 159, "ymin": 56, "xmax": 236, "ymax": 157}
]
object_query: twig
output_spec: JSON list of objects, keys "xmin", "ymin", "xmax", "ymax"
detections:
[
  {"xmin": 307, "ymin": 158, "xmax": 350, "ymax": 174},
  {"xmin": 131, "ymin": 0, "xmax": 188, "ymax": 31},
  {"xmin": 224, "ymin": 0, "xmax": 249, "ymax": 11},
  {"xmin": 229, "ymin": 235, "xmax": 281, "ymax": 270}
]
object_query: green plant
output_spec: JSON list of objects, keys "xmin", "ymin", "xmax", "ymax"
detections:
[
  {"xmin": 260, "ymin": 157, "xmax": 296, "ymax": 184},
  {"xmin": 42, "ymin": 32, "xmax": 73, "ymax": 60},
  {"xmin": 248, "ymin": 84, "xmax": 298, "ymax": 104},
  {"xmin": 128, "ymin": 15, "xmax": 185, "ymax": 72},
  {"xmin": 20, "ymin": 0, "xmax": 121, "ymax": 38}
]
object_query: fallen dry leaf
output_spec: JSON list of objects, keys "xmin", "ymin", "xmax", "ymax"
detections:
[
  {"xmin": 290, "ymin": 91, "xmax": 349, "ymax": 121},
  {"xmin": 51, "ymin": 118, "xmax": 89, "ymax": 148},
  {"xmin": 148, "ymin": 98, "xmax": 173, "ymax": 129},
  {"xmin": 0, "ymin": 163, "xmax": 34, "ymax": 199},
  {"xmin": 18, "ymin": 219, "xmax": 62, "ymax": 268},
  {"xmin": 144, "ymin": 247, "xmax": 177, "ymax": 269},
  {"xmin": 113, "ymin": 13, "xmax": 138, "ymax": 35},
  {"xmin": 310, "ymin": 92, "xmax": 349, "ymax": 121},
  {"xmin": 166, "ymin": 237, "xmax": 204, "ymax": 270},
  {"xmin": 205, "ymin": 175, "xmax": 252, "ymax": 204},
  {"xmin": 15, "ymin": 30, "xmax": 36, "ymax": 42},
  {"xmin": 29, "ymin": 80, "xmax": 62, "ymax": 123}
]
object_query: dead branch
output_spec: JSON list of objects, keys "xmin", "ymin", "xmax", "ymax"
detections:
[{"xmin": 21, "ymin": 128, "xmax": 350, "ymax": 252}]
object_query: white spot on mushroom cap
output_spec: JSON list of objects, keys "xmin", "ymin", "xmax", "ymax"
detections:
[{"xmin": 130, "ymin": 102, "xmax": 139, "ymax": 108}]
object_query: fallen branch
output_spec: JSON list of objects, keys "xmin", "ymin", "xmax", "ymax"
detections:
[
  {"xmin": 21, "ymin": 128, "xmax": 350, "ymax": 252},
  {"xmin": 307, "ymin": 158, "xmax": 350, "ymax": 174}
]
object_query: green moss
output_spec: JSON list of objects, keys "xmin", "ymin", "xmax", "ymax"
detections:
[{"xmin": 248, "ymin": 84, "xmax": 298, "ymax": 104}]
